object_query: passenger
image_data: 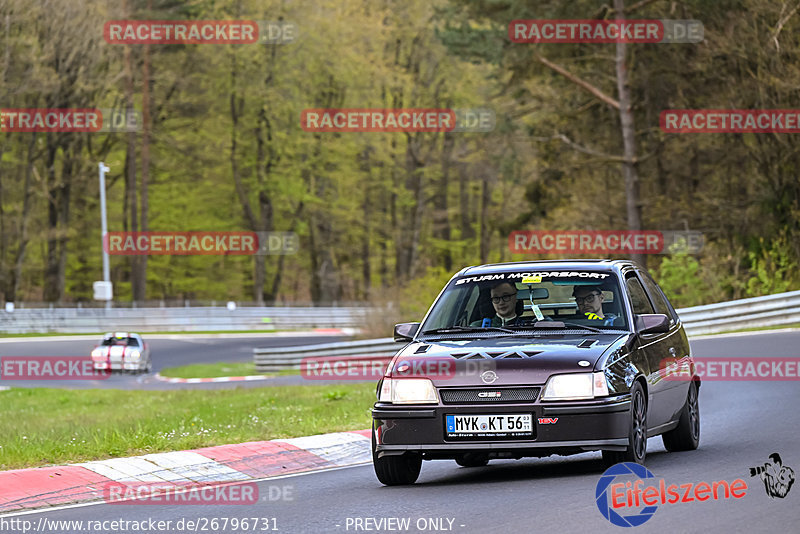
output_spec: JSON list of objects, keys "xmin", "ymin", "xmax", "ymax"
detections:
[{"xmin": 573, "ymin": 285, "xmax": 618, "ymax": 326}]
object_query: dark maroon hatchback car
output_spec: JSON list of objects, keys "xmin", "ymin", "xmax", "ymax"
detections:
[{"xmin": 372, "ymin": 260, "xmax": 701, "ymax": 485}]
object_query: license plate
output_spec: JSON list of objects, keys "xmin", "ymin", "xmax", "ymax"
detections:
[{"xmin": 445, "ymin": 414, "xmax": 532, "ymax": 438}]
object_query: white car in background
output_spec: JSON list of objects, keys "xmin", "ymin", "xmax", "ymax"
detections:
[{"xmin": 91, "ymin": 332, "xmax": 152, "ymax": 373}]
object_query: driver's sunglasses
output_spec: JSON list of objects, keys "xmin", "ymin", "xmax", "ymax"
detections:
[
  {"xmin": 490, "ymin": 293, "xmax": 516, "ymax": 304},
  {"xmin": 574, "ymin": 292, "xmax": 601, "ymax": 304}
]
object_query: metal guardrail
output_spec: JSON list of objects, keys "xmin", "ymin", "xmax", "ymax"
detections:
[
  {"xmin": 253, "ymin": 291, "xmax": 800, "ymax": 371},
  {"xmin": 0, "ymin": 306, "xmax": 371, "ymax": 334},
  {"xmin": 254, "ymin": 338, "xmax": 398, "ymax": 372},
  {"xmin": 677, "ymin": 289, "xmax": 800, "ymax": 336}
]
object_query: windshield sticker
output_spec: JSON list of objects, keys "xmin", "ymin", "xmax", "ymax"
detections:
[
  {"xmin": 455, "ymin": 274, "xmax": 507, "ymax": 285},
  {"xmin": 456, "ymin": 272, "xmax": 609, "ymax": 284},
  {"xmin": 508, "ymin": 271, "xmax": 610, "ymax": 279}
]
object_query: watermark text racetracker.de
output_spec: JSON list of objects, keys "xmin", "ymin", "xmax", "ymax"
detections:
[
  {"xmin": 509, "ymin": 230, "xmax": 704, "ymax": 255},
  {"xmin": 662, "ymin": 357, "xmax": 800, "ymax": 381},
  {"xmin": 509, "ymin": 19, "xmax": 703, "ymax": 44},
  {"xmin": 0, "ymin": 108, "xmax": 141, "ymax": 132},
  {"xmin": 102, "ymin": 481, "xmax": 292, "ymax": 505},
  {"xmin": 104, "ymin": 20, "xmax": 297, "ymax": 44},
  {"xmin": 661, "ymin": 109, "xmax": 800, "ymax": 133},
  {"xmin": 300, "ymin": 355, "xmax": 496, "ymax": 380},
  {"xmin": 0, "ymin": 357, "xmax": 110, "ymax": 380},
  {"xmin": 300, "ymin": 108, "xmax": 495, "ymax": 133},
  {"xmin": 103, "ymin": 231, "xmax": 298, "ymax": 255}
]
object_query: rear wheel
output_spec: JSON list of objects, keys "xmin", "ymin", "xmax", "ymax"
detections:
[
  {"xmin": 455, "ymin": 453, "xmax": 489, "ymax": 468},
  {"xmin": 662, "ymin": 381, "xmax": 700, "ymax": 452},
  {"xmin": 372, "ymin": 427, "xmax": 422, "ymax": 485},
  {"xmin": 603, "ymin": 381, "xmax": 647, "ymax": 467}
]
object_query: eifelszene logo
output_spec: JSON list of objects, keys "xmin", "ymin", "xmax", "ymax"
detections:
[
  {"xmin": 596, "ymin": 463, "xmax": 658, "ymax": 527},
  {"xmin": 595, "ymin": 462, "xmax": 748, "ymax": 527},
  {"xmin": 749, "ymin": 453, "xmax": 795, "ymax": 499}
]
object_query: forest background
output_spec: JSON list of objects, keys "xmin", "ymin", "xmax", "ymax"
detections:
[{"xmin": 1, "ymin": 0, "xmax": 799, "ymax": 323}]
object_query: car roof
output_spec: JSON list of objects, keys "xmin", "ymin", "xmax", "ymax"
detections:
[{"xmin": 457, "ymin": 259, "xmax": 639, "ymax": 277}]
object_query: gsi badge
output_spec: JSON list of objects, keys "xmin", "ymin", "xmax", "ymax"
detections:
[{"xmin": 478, "ymin": 391, "xmax": 502, "ymax": 398}]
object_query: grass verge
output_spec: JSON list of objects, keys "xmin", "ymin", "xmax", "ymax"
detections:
[
  {"xmin": 0, "ymin": 383, "xmax": 374, "ymax": 470},
  {"xmin": 159, "ymin": 362, "xmax": 298, "ymax": 378}
]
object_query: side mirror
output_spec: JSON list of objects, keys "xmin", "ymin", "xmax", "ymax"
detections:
[
  {"xmin": 635, "ymin": 314, "xmax": 670, "ymax": 334},
  {"xmin": 394, "ymin": 322, "xmax": 420, "ymax": 342}
]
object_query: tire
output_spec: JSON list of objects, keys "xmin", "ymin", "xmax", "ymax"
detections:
[
  {"xmin": 372, "ymin": 427, "xmax": 422, "ymax": 485},
  {"xmin": 455, "ymin": 453, "xmax": 489, "ymax": 468},
  {"xmin": 662, "ymin": 381, "xmax": 700, "ymax": 452},
  {"xmin": 603, "ymin": 381, "xmax": 647, "ymax": 467}
]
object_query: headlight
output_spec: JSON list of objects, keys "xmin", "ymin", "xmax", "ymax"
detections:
[
  {"xmin": 91, "ymin": 349, "xmax": 104, "ymax": 360},
  {"xmin": 542, "ymin": 372, "xmax": 609, "ymax": 400},
  {"xmin": 378, "ymin": 378, "xmax": 438, "ymax": 404},
  {"xmin": 128, "ymin": 350, "xmax": 141, "ymax": 360}
]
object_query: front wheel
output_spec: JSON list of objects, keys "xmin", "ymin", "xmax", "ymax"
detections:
[
  {"xmin": 662, "ymin": 381, "xmax": 700, "ymax": 452},
  {"xmin": 603, "ymin": 381, "xmax": 647, "ymax": 467},
  {"xmin": 372, "ymin": 428, "xmax": 422, "ymax": 485}
]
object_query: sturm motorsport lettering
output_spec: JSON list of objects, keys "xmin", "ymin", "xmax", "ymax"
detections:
[{"xmin": 454, "ymin": 272, "xmax": 609, "ymax": 285}]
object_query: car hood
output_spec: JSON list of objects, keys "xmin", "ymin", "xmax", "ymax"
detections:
[
  {"xmin": 390, "ymin": 334, "xmax": 628, "ymax": 387},
  {"xmin": 92, "ymin": 345, "xmax": 132, "ymax": 357}
]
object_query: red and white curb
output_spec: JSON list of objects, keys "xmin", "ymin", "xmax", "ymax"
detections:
[
  {"xmin": 153, "ymin": 373, "xmax": 273, "ymax": 384},
  {"xmin": 0, "ymin": 430, "xmax": 371, "ymax": 513}
]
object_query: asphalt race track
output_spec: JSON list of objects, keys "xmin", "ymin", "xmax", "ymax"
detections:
[
  {"xmin": 1, "ymin": 331, "xmax": 800, "ymax": 533},
  {"xmin": 0, "ymin": 334, "xmax": 345, "ymax": 390}
]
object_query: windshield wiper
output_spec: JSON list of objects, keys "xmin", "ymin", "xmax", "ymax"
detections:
[
  {"xmin": 558, "ymin": 322, "xmax": 605, "ymax": 333},
  {"xmin": 501, "ymin": 321, "xmax": 605, "ymax": 333},
  {"xmin": 422, "ymin": 325, "xmax": 516, "ymax": 335}
]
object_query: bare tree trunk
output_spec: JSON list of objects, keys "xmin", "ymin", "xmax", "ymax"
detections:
[
  {"xmin": 407, "ymin": 142, "xmax": 425, "ymax": 280},
  {"xmin": 614, "ymin": 0, "xmax": 644, "ymax": 266},
  {"xmin": 254, "ymin": 109, "xmax": 275, "ymax": 303},
  {"xmin": 135, "ymin": 0, "xmax": 153, "ymax": 302},
  {"xmin": 394, "ymin": 135, "xmax": 426, "ymax": 280},
  {"xmin": 227, "ymin": 47, "xmax": 260, "ymax": 302},
  {"xmin": 436, "ymin": 132, "xmax": 454, "ymax": 270},
  {"xmin": 0, "ymin": 12, "xmax": 8, "ymax": 300},
  {"xmin": 123, "ymin": 0, "xmax": 141, "ymax": 300},
  {"xmin": 459, "ymin": 164, "xmax": 474, "ymax": 240},
  {"xmin": 270, "ymin": 202, "xmax": 303, "ymax": 301},
  {"xmin": 11, "ymin": 134, "xmax": 37, "ymax": 301},
  {"xmin": 304, "ymin": 131, "xmax": 341, "ymax": 305},
  {"xmin": 359, "ymin": 148, "xmax": 373, "ymax": 298},
  {"xmin": 43, "ymin": 139, "xmax": 73, "ymax": 302},
  {"xmin": 479, "ymin": 171, "xmax": 491, "ymax": 264}
]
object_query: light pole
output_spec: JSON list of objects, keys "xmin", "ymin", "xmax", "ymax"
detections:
[
  {"xmin": 94, "ymin": 162, "xmax": 113, "ymax": 308},
  {"xmin": 99, "ymin": 162, "xmax": 110, "ymax": 283}
]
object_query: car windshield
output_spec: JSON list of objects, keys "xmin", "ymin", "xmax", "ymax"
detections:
[
  {"xmin": 101, "ymin": 336, "xmax": 138, "ymax": 347},
  {"xmin": 421, "ymin": 270, "xmax": 628, "ymax": 334}
]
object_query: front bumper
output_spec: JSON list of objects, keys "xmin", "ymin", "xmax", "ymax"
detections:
[
  {"xmin": 372, "ymin": 395, "xmax": 631, "ymax": 456},
  {"xmin": 92, "ymin": 359, "xmax": 143, "ymax": 371}
]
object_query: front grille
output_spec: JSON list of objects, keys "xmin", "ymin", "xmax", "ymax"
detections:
[{"xmin": 440, "ymin": 387, "xmax": 540, "ymax": 404}]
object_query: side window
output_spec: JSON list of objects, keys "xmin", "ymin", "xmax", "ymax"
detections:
[
  {"xmin": 639, "ymin": 272, "xmax": 677, "ymax": 324},
  {"xmin": 625, "ymin": 276, "xmax": 655, "ymax": 315}
]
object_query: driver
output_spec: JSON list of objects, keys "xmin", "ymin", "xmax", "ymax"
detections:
[
  {"xmin": 472, "ymin": 281, "xmax": 527, "ymax": 327},
  {"xmin": 573, "ymin": 285, "xmax": 618, "ymax": 326}
]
